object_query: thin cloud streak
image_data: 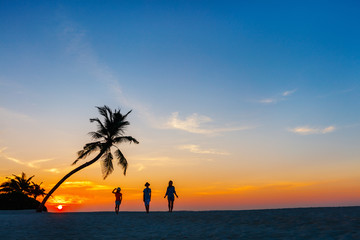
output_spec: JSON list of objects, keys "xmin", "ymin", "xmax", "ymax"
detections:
[
  {"xmin": 0, "ymin": 147, "xmax": 53, "ymax": 168},
  {"xmin": 259, "ymin": 98, "xmax": 277, "ymax": 104},
  {"xmin": 60, "ymin": 19, "xmax": 163, "ymax": 131},
  {"xmin": 317, "ymin": 87, "xmax": 357, "ymax": 99},
  {"xmin": 257, "ymin": 89, "xmax": 297, "ymax": 104},
  {"xmin": 48, "ymin": 194, "xmax": 88, "ymax": 205},
  {"xmin": 4, "ymin": 156, "xmax": 53, "ymax": 168},
  {"xmin": 133, "ymin": 163, "xmax": 145, "ymax": 171},
  {"xmin": 58, "ymin": 181, "xmax": 113, "ymax": 191},
  {"xmin": 27, "ymin": 159, "xmax": 54, "ymax": 168},
  {"xmin": 196, "ymin": 181, "xmax": 316, "ymax": 196},
  {"xmin": 44, "ymin": 168, "xmax": 61, "ymax": 174},
  {"xmin": 0, "ymin": 147, "xmax": 7, "ymax": 153},
  {"xmin": 131, "ymin": 156, "xmax": 173, "ymax": 167},
  {"xmin": 167, "ymin": 112, "xmax": 253, "ymax": 134},
  {"xmin": 179, "ymin": 144, "xmax": 229, "ymax": 155},
  {"xmin": 289, "ymin": 126, "xmax": 336, "ymax": 135},
  {"xmin": 282, "ymin": 89, "xmax": 297, "ymax": 96},
  {"xmin": 131, "ymin": 155, "xmax": 204, "ymax": 168},
  {"xmin": 0, "ymin": 107, "xmax": 33, "ymax": 121}
]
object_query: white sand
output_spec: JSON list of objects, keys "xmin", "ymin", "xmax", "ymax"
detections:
[{"xmin": 1, "ymin": 207, "xmax": 359, "ymax": 239}]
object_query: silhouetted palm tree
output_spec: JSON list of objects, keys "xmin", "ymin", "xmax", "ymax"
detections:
[
  {"xmin": 0, "ymin": 172, "xmax": 34, "ymax": 195},
  {"xmin": 30, "ymin": 182, "xmax": 46, "ymax": 200},
  {"xmin": 37, "ymin": 106, "xmax": 139, "ymax": 212},
  {"xmin": 0, "ymin": 179, "xmax": 16, "ymax": 194},
  {"xmin": 0, "ymin": 178, "xmax": 17, "ymax": 194}
]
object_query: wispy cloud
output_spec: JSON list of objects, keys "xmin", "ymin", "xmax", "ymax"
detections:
[
  {"xmin": 6, "ymin": 156, "xmax": 24, "ymax": 165},
  {"xmin": 61, "ymin": 22, "xmax": 123, "ymax": 97},
  {"xmin": 289, "ymin": 125, "xmax": 336, "ymax": 135},
  {"xmin": 167, "ymin": 112, "xmax": 252, "ymax": 134},
  {"xmin": 61, "ymin": 181, "xmax": 113, "ymax": 191},
  {"xmin": 0, "ymin": 147, "xmax": 7, "ymax": 153},
  {"xmin": 317, "ymin": 87, "xmax": 357, "ymax": 99},
  {"xmin": 4, "ymin": 156, "xmax": 53, "ymax": 168},
  {"xmin": 60, "ymin": 19, "xmax": 159, "ymax": 128},
  {"xmin": 48, "ymin": 194, "xmax": 88, "ymax": 205},
  {"xmin": 0, "ymin": 107, "xmax": 33, "ymax": 121},
  {"xmin": 27, "ymin": 159, "xmax": 54, "ymax": 168},
  {"xmin": 44, "ymin": 168, "xmax": 61, "ymax": 174},
  {"xmin": 282, "ymin": 89, "xmax": 297, "ymax": 96},
  {"xmin": 227, "ymin": 182, "xmax": 315, "ymax": 193},
  {"xmin": 133, "ymin": 163, "xmax": 145, "ymax": 171},
  {"xmin": 63, "ymin": 181, "xmax": 93, "ymax": 188},
  {"xmin": 179, "ymin": 145, "xmax": 229, "ymax": 155},
  {"xmin": 258, "ymin": 89, "xmax": 297, "ymax": 104},
  {"xmin": 131, "ymin": 155, "xmax": 204, "ymax": 168},
  {"xmin": 259, "ymin": 98, "xmax": 277, "ymax": 104},
  {"xmin": 0, "ymin": 147, "xmax": 53, "ymax": 168},
  {"xmin": 131, "ymin": 156, "xmax": 174, "ymax": 167},
  {"xmin": 195, "ymin": 181, "xmax": 316, "ymax": 196}
]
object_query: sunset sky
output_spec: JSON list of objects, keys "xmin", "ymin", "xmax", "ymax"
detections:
[{"xmin": 1, "ymin": 1, "xmax": 360, "ymax": 212}]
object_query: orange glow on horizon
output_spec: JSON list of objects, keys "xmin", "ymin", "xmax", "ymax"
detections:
[{"xmin": 41, "ymin": 178, "xmax": 360, "ymax": 212}]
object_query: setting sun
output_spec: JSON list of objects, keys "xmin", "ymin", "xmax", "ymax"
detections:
[{"xmin": 57, "ymin": 205, "xmax": 63, "ymax": 210}]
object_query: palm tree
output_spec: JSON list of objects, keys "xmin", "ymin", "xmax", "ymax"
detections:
[
  {"xmin": 0, "ymin": 178, "xmax": 17, "ymax": 194},
  {"xmin": 30, "ymin": 182, "xmax": 46, "ymax": 200},
  {"xmin": 0, "ymin": 172, "xmax": 34, "ymax": 195},
  {"xmin": 37, "ymin": 106, "xmax": 139, "ymax": 212}
]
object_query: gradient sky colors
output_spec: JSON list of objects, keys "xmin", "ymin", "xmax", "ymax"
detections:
[{"xmin": 1, "ymin": 1, "xmax": 360, "ymax": 212}]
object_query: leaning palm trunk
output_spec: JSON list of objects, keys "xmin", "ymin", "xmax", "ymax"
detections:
[
  {"xmin": 36, "ymin": 106, "xmax": 138, "ymax": 212},
  {"xmin": 37, "ymin": 149, "xmax": 106, "ymax": 212}
]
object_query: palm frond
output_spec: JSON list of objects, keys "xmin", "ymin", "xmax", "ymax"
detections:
[
  {"xmin": 5, "ymin": 173, "xmax": 34, "ymax": 194},
  {"xmin": 115, "ymin": 120, "xmax": 130, "ymax": 136},
  {"xmin": 88, "ymin": 131, "xmax": 105, "ymax": 140},
  {"xmin": 114, "ymin": 149, "xmax": 128, "ymax": 175},
  {"xmin": 101, "ymin": 151, "xmax": 114, "ymax": 179},
  {"xmin": 89, "ymin": 118, "xmax": 108, "ymax": 137},
  {"xmin": 0, "ymin": 186, "xmax": 13, "ymax": 193},
  {"xmin": 105, "ymin": 106, "xmax": 113, "ymax": 121},
  {"xmin": 0, "ymin": 181, "xmax": 14, "ymax": 193},
  {"xmin": 27, "ymin": 175, "xmax": 35, "ymax": 183},
  {"xmin": 96, "ymin": 105, "xmax": 112, "ymax": 123},
  {"xmin": 122, "ymin": 110, "xmax": 132, "ymax": 119},
  {"xmin": 113, "ymin": 136, "xmax": 139, "ymax": 145},
  {"xmin": 9, "ymin": 179, "xmax": 20, "ymax": 191},
  {"xmin": 96, "ymin": 106, "xmax": 108, "ymax": 118},
  {"xmin": 98, "ymin": 106, "xmax": 122, "ymax": 137},
  {"xmin": 73, "ymin": 141, "xmax": 101, "ymax": 164},
  {"xmin": 106, "ymin": 109, "xmax": 130, "ymax": 137},
  {"xmin": 30, "ymin": 181, "xmax": 46, "ymax": 199}
]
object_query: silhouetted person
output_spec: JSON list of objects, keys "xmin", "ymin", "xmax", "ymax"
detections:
[
  {"xmin": 143, "ymin": 182, "xmax": 151, "ymax": 213},
  {"xmin": 112, "ymin": 187, "xmax": 122, "ymax": 214},
  {"xmin": 164, "ymin": 180, "xmax": 178, "ymax": 212}
]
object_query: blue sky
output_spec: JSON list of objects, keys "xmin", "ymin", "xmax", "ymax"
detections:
[{"xmin": 1, "ymin": 1, "xmax": 360, "ymax": 211}]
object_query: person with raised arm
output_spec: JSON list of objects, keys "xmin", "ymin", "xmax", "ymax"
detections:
[{"xmin": 112, "ymin": 187, "xmax": 122, "ymax": 214}]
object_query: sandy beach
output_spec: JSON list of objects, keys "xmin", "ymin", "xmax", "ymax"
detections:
[{"xmin": 1, "ymin": 206, "xmax": 359, "ymax": 239}]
